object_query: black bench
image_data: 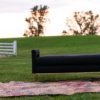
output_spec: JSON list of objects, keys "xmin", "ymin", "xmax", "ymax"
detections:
[{"xmin": 32, "ymin": 50, "xmax": 100, "ymax": 73}]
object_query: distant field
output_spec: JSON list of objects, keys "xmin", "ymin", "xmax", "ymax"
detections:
[{"xmin": 0, "ymin": 36, "xmax": 100, "ymax": 100}]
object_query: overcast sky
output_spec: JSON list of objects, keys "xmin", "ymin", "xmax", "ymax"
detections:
[
  {"xmin": 0, "ymin": 0, "xmax": 100, "ymax": 38},
  {"xmin": 0, "ymin": 0, "xmax": 100, "ymax": 13}
]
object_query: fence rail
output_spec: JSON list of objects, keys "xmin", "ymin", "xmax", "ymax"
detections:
[{"xmin": 0, "ymin": 41, "xmax": 17, "ymax": 56}]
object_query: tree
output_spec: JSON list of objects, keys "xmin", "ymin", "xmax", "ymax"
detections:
[
  {"xmin": 24, "ymin": 5, "xmax": 49, "ymax": 37},
  {"xmin": 65, "ymin": 10, "xmax": 100, "ymax": 35}
]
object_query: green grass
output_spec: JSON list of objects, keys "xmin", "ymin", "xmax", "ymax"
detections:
[{"xmin": 0, "ymin": 35, "xmax": 100, "ymax": 99}]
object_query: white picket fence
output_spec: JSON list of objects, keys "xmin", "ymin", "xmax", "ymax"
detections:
[{"xmin": 0, "ymin": 41, "xmax": 17, "ymax": 56}]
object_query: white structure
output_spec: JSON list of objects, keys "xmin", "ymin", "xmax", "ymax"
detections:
[{"xmin": 0, "ymin": 41, "xmax": 17, "ymax": 56}]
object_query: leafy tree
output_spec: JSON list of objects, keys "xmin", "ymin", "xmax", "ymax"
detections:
[
  {"xmin": 65, "ymin": 10, "xmax": 100, "ymax": 35},
  {"xmin": 24, "ymin": 5, "xmax": 49, "ymax": 37}
]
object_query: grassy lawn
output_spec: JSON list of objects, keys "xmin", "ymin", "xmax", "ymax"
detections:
[{"xmin": 0, "ymin": 36, "xmax": 100, "ymax": 99}]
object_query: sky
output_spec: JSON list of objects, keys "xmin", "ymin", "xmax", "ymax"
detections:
[
  {"xmin": 0, "ymin": 0, "xmax": 100, "ymax": 13},
  {"xmin": 0, "ymin": 0, "xmax": 100, "ymax": 38}
]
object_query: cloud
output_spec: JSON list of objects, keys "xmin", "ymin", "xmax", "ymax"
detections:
[
  {"xmin": 0, "ymin": 0, "xmax": 73, "ymax": 13},
  {"xmin": 0, "ymin": 0, "xmax": 32, "ymax": 13},
  {"xmin": 32, "ymin": 0, "xmax": 72, "ymax": 8},
  {"xmin": 0, "ymin": 0, "xmax": 100, "ymax": 14}
]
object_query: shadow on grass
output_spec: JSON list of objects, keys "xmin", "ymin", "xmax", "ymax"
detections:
[{"xmin": 32, "ymin": 72, "xmax": 100, "ymax": 82}]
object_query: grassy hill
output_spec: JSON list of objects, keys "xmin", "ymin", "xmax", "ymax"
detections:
[{"xmin": 0, "ymin": 36, "xmax": 100, "ymax": 99}]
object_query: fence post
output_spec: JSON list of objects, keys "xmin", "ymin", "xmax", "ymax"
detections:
[{"xmin": 13, "ymin": 41, "xmax": 17, "ymax": 56}]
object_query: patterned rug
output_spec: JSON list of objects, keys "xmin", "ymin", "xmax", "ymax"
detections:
[{"xmin": 0, "ymin": 81, "xmax": 100, "ymax": 97}]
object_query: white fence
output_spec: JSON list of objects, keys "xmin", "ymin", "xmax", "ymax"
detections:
[{"xmin": 0, "ymin": 41, "xmax": 17, "ymax": 56}]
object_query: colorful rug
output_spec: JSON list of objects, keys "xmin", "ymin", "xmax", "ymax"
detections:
[{"xmin": 0, "ymin": 81, "xmax": 100, "ymax": 97}]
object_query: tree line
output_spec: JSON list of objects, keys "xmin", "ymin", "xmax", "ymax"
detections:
[{"xmin": 24, "ymin": 5, "xmax": 100, "ymax": 37}]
